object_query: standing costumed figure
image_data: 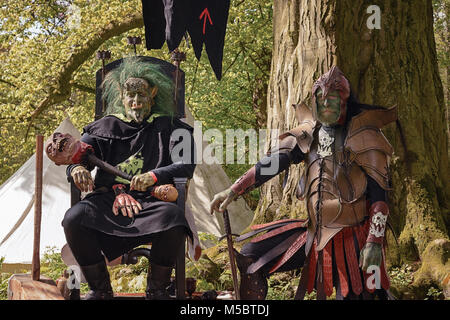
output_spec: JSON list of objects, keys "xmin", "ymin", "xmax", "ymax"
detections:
[
  {"xmin": 47, "ymin": 58, "xmax": 196, "ymax": 300},
  {"xmin": 211, "ymin": 66, "xmax": 397, "ymax": 300}
]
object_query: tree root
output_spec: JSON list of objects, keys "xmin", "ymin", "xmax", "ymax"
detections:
[{"xmin": 412, "ymin": 239, "xmax": 450, "ymax": 299}]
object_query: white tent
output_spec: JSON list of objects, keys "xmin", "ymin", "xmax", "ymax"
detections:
[
  {"xmin": 184, "ymin": 109, "xmax": 254, "ymax": 239},
  {"xmin": 0, "ymin": 116, "xmax": 253, "ymax": 269},
  {"xmin": 0, "ymin": 118, "xmax": 81, "ymax": 268}
]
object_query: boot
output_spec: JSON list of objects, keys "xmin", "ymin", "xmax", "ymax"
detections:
[
  {"xmin": 146, "ymin": 263, "xmax": 173, "ymax": 300},
  {"xmin": 235, "ymin": 249, "xmax": 268, "ymax": 300},
  {"xmin": 80, "ymin": 260, "xmax": 114, "ymax": 300}
]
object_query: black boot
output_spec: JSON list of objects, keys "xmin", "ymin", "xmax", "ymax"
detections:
[
  {"xmin": 235, "ymin": 249, "xmax": 268, "ymax": 300},
  {"xmin": 80, "ymin": 260, "xmax": 114, "ymax": 300},
  {"xmin": 146, "ymin": 263, "xmax": 173, "ymax": 300}
]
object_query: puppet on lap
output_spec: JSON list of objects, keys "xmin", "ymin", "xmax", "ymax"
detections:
[
  {"xmin": 211, "ymin": 66, "xmax": 397, "ymax": 300},
  {"xmin": 46, "ymin": 58, "xmax": 196, "ymax": 300}
]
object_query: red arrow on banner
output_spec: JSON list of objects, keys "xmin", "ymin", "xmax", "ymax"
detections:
[{"xmin": 199, "ymin": 8, "xmax": 213, "ymax": 35}]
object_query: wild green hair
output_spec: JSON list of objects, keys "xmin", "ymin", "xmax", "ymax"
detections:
[{"xmin": 102, "ymin": 57, "xmax": 175, "ymax": 118}]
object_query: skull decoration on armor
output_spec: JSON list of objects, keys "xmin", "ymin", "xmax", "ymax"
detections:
[
  {"xmin": 317, "ymin": 127, "xmax": 334, "ymax": 158},
  {"xmin": 369, "ymin": 211, "xmax": 388, "ymax": 238}
]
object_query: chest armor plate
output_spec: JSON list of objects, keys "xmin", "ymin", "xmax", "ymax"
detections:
[{"xmin": 297, "ymin": 128, "xmax": 368, "ymax": 250}]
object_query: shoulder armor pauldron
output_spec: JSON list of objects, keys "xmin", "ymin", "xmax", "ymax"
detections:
[
  {"xmin": 278, "ymin": 103, "xmax": 317, "ymax": 154},
  {"xmin": 344, "ymin": 106, "xmax": 397, "ymax": 190}
]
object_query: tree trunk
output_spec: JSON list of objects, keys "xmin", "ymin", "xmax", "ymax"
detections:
[{"xmin": 255, "ymin": 0, "xmax": 449, "ymax": 296}]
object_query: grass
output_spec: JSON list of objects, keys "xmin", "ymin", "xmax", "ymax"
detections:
[{"xmin": 0, "ymin": 245, "xmax": 446, "ymax": 300}]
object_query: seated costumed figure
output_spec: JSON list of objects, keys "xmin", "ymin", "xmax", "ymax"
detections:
[
  {"xmin": 211, "ymin": 66, "xmax": 397, "ymax": 300},
  {"xmin": 46, "ymin": 57, "xmax": 196, "ymax": 300}
]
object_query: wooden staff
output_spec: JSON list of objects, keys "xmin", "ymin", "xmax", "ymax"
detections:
[
  {"xmin": 32, "ymin": 135, "xmax": 44, "ymax": 281},
  {"xmin": 86, "ymin": 153, "xmax": 132, "ymax": 181},
  {"xmin": 223, "ymin": 209, "xmax": 240, "ymax": 300},
  {"xmin": 84, "ymin": 153, "xmax": 178, "ymax": 201}
]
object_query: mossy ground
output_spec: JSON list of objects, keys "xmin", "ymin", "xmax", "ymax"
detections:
[{"xmin": 0, "ymin": 237, "xmax": 447, "ymax": 300}]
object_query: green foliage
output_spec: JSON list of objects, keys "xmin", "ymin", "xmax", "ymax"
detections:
[
  {"xmin": 243, "ymin": 187, "xmax": 261, "ymax": 211},
  {"xmin": 0, "ymin": 257, "xmax": 9, "ymax": 299},
  {"xmin": 0, "ymin": 272, "xmax": 11, "ymax": 300},
  {"xmin": 185, "ymin": 246, "xmax": 229, "ymax": 292},
  {"xmin": 389, "ymin": 263, "xmax": 415, "ymax": 289},
  {"xmin": 266, "ymin": 272, "xmax": 298, "ymax": 300},
  {"xmin": 197, "ymin": 231, "xmax": 220, "ymax": 249},
  {"xmin": 109, "ymin": 248, "xmax": 149, "ymax": 293},
  {"xmin": 433, "ymin": 0, "xmax": 450, "ymax": 75},
  {"xmin": 425, "ymin": 286, "xmax": 445, "ymax": 300},
  {"xmin": 40, "ymin": 246, "xmax": 67, "ymax": 281},
  {"xmin": 190, "ymin": 0, "xmax": 273, "ymax": 182},
  {"xmin": 1, "ymin": 0, "xmax": 140, "ymax": 183},
  {"xmin": 187, "ymin": 1, "xmax": 272, "ymax": 131}
]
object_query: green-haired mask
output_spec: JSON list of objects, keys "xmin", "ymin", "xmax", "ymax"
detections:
[
  {"xmin": 102, "ymin": 57, "xmax": 175, "ymax": 123},
  {"xmin": 121, "ymin": 77, "xmax": 158, "ymax": 123}
]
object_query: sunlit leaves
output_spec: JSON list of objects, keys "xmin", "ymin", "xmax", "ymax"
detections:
[
  {"xmin": 0, "ymin": 0, "xmax": 144, "ymax": 182},
  {"xmin": 184, "ymin": 0, "xmax": 272, "ymax": 132}
]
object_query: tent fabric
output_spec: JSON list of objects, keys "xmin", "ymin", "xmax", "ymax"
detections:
[
  {"xmin": 184, "ymin": 108, "xmax": 254, "ymax": 239},
  {"xmin": 0, "ymin": 116, "xmax": 254, "ymax": 266},
  {"xmin": 0, "ymin": 118, "xmax": 80, "ymax": 264}
]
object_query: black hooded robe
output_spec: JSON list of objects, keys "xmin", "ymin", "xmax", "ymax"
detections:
[{"xmin": 62, "ymin": 115, "xmax": 195, "ymax": 261}]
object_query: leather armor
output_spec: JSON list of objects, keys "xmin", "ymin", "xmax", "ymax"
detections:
[
  {"xmin": 279, "ymin": 104, "xmax": 397, "ymax": 253},
  {"xmin": 232, "ymin": 102, "xmax": 397, "ymax": 298}
]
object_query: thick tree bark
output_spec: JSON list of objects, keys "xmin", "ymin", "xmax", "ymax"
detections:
[{"xmin": 255, "ymin": 0, "xmax": 449, "ymax": 296}]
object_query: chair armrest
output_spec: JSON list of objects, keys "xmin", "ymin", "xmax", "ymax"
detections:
[
  {"xmin": 172, "ymin": 177, "xmax": 188, "ymax": 300},
  {"xmin": 69, "ymin": 178, "xmax": 81, "ymax": 206},
  {"xmin": 173, "ymin": 177, "xmax": 188, "ymax": 213}
]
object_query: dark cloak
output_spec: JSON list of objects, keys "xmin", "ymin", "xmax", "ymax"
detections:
[{"xmin": 63, "ymin": 115, "xmax": 195, "ymax": 259}]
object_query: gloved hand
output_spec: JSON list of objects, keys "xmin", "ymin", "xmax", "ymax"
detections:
[
  {"xmin": 359, "ymin": 242, "xmax": 382, "ymax": 272},
  {"xmin": 210, "ymin": 188, "xmax": 237, "ymax": 214},
  {"xmin": 130, "ymin": 172, "xmax": 156, "ymax": 191},
  {"xmin": 112, "ymin": 184, "xmax": 142, "ymax": 218},
  {"xmin": 70, "ymin": 165, "xmax": 94, "ymax": 192}
]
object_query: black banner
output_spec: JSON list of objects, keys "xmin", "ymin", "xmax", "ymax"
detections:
[{"xmin": 141, "ymin": 0, "xmax": 230, "ymax": 80}]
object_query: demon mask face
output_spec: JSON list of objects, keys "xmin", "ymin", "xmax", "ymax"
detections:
[
  {"xmin": 121, "ymin": 77, "xmax": 158, "ymax": 123},
  {"xmin": 45, "ymin": 132, "xmax": 81, "ymax": 165},
  {"xmin": 311, "ymin": 66, "xmax": 350, "ymax": 126},
  {"xmin": 315, "ymin": 88, "xmax": 341, "ymax": 125}
]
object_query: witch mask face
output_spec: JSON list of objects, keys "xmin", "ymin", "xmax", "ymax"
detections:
[
  {"xmin": 45, "ymin": 132, "xmax": 81, "ymax": 165},
  {"xmin": 121, "ymin": 77, "xmax": 158, "ymax": 123}
]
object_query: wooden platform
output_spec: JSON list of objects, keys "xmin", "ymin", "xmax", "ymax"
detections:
[
  {"xmin": 7, "ymin": 274, "xmax": 64, "ymax": 300},
  {"xmin": 7, "ymin": 274, "xmax": 234, "ymax": 300}
]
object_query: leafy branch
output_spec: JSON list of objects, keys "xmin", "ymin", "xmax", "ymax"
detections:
[{"xmin": 25, "ymin": 11, "xmax": 144, "ymax": 139}]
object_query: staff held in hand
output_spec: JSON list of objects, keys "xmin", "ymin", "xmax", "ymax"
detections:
[{"xmin": 45, "ymin": 132, "xmax": 178, "ymax": 218}]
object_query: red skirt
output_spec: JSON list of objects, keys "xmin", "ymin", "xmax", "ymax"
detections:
[
  {"xmin": 238, "ymin": 218, "xmax": 390, "ymax": 299},
  {"xmin": 296, "ymin": 220, "xmax": 390, "ymax": 298}
]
